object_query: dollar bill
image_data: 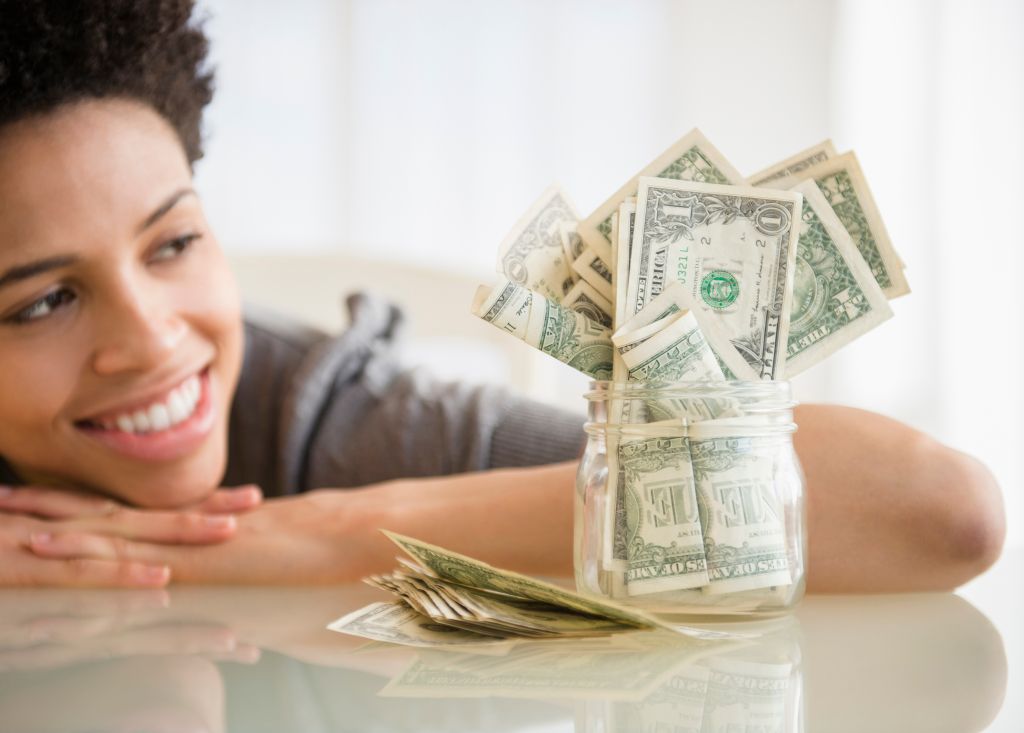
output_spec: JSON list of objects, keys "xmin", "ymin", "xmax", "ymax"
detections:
[
  {"xmin": 613, "ymin": 281, "xmax": 688, "ymax": 351},
  {"xmin": 564, "ymin": 279, "xmax": 614, "ymax": 328},
  {"xmin": 784, "ymin": 179, "xmax": 893, "ymax": 376},
  {"xmin": 327, "ymin": 601, "xmax": 512, "ymax": 648},
  {"xmin": 614, "ymin": 200, "xmax": 637, "ymax": 329},
  {"xmin": 688, "ymin": 422, "xmax": 791, "ymax": 594},
  {"xmin": 747, "ymin": 139, "xmax": 836, "ymax": 187},
  {"xmin": 607, "ymin": 297, "xmax": 705, "ymax": 569},
  {"xmin": 619, "ymin": 431, "xmax": 710, "ymax": 596},
  {"xmin": 496, "ymin": 185, "xmax": 579, "ymax": 302},
  {"xmin": 627, "ymin": 178, "xmax": 802, "ymax": 380},
  {"xmin": 614, "ymin": 310, "xmax": 686, "ymax": 355},
  {"xmin": 618, "ymin": 311, "xmax": 725, "ymax": 386},
  {"xmin": 472, "ymin": 279, "xmax": 613, "ymax": 380},
  {"xmin": 605, "ymin": 284, "xmax": 738, "ymax": 572},
  {"xmin": 615, "ymin": 282, "xmax": 754, "ymax": 381},
  {"xmin": 559, "ymin": 222, "xmax": 588, "ymax": 278},
  {"xmin": 571, "ymin": 247, "xmax": 615, "ymax": 301},
  {"xmin": 579, "ymin": 129, "xmax": 744, "ymax": 251},
  {"xmin": 769, "ymin": 151, "xmax": 909, "ymax": 299}
]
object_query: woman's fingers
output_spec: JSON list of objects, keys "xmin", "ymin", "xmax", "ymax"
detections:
[
  {"xmin": 0, "ymin": 485, "xmax": 118, "ymax": 519},
  {"xmin": 68, "ymin": 508, "xmax": 237, "ymax": 545},
  {"xmin": 0, "ymin": 483, "xmax": 263, "ymax": 521},
  {"xmin": 194, "ymin": 484, "xmax": 262, "ymax": 514},
  {"xmin": 15, "ymin": 554, "xmax": 171, "ymax": 589},
  {"xmin": 28, "ymin": 531, "xmax": 161, "ymax": 566}
]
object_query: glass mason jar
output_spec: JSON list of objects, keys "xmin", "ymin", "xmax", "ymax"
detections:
[{"xmin": 575, "ymin": 381, "xmax": 806, "ymax": 617}]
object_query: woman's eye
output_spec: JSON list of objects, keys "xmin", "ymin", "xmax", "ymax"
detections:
[
  {"xmin": 151, "ymin": 233, "xmax": 201, "ymax": 263},
  {"xmin": 7, "ymin": 287, "xmax": 77, "ymax": 325}
]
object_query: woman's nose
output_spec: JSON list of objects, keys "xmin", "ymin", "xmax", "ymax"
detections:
[{"xmin": 91, "ymin": 293, "xmax": 188, "ymax": 376}]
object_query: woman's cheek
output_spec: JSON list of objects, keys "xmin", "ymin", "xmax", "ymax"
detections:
[
  {"xmin": 0, "ymin": 346, "xmax": 79, "ymax": 462},
  {"xmin": 182, "ymin": 244, "xmax": 242, "ymax": 335}
]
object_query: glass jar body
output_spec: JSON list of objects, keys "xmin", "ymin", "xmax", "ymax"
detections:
[{"xmin": 574, "ymin": 381, "xmax": 807, "ymax": 617}]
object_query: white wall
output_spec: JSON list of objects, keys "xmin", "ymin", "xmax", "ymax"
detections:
[{"xmin": 199, "ymin": 0, "xmax": 835, "ymax": 275}]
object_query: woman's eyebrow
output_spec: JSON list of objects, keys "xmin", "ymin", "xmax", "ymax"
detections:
[
  {"xmin": 0, "ymin": 255, "xmax": 81, "ymax": 292},
  {"xmin": 137, "ymin": 187, "xmax": 197, "ymax": 233},
  {"xmin": 0, "ymin": 188, "xmax": 198, "ymax": 293}
]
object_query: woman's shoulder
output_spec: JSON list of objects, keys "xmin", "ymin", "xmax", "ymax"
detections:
[
  {"xmin": 237, "ymin": 302, "xmax": 332, "ymax": 383},
  {"xmin": 224, "ymin": 294, "xmax": 407, "ymax": 495}
]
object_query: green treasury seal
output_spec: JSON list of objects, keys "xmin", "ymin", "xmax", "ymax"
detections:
[{"xmin": 700, "ymin": 270, "xmax": 739, "ymax": 309}]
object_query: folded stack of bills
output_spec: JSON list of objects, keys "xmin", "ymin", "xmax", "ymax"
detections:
[{"xmin": 328, "ymin": 531, "xmax": 748, "ymax": 646}]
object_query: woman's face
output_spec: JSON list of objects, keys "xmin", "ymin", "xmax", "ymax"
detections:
[{"xmin": 0, "ymin": 99, "xmax": 243, "ymax": 508}]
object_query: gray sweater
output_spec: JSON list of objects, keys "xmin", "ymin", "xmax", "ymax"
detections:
[
  {"xmin": 223, "ymin": 293, "xmax": 586, "ymax": 495},
  {"xmin": 0, "ymin": 293, "xmax": 585, "ymax": 495}
]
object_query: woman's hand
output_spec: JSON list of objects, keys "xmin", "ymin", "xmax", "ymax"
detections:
[
  {"xmin": 0, "ymin": 484, "xmax": 263, "ymax": 587},
  {"xmin": 23, "ymin": 487, "xmax": 389, "ymax": 585}
]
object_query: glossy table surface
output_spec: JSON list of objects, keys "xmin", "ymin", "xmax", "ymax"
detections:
[{"xmin": 1, "ymin": 549, "xmax": 1019, "ymax": 733}]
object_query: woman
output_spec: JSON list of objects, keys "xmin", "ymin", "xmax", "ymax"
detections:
[{"xmin": 0, "ymin": 0, "xmax": 1005, "ymax": 590}]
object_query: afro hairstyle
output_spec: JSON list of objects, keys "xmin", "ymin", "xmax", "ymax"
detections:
[{"xmin": 0, "ymin": 0, "xmax": 215, "ymax": 165}]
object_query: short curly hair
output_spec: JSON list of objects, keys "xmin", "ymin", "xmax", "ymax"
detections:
[{"xmin": 0, "ymin": 0, "xmax": 214, "ymax": 165}]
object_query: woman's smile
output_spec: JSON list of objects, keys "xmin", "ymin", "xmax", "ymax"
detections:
[{"xmin": 74, "ymin": 364, "xmax": 217, "ymax": 462}]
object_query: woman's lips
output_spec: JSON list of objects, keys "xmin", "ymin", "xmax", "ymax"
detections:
[{"xmin": 75, "ymin": 367, "xmax": 217, "ymax": 462}]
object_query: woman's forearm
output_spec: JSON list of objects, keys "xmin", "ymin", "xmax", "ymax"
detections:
[{"xmin": 352, "ymin": 461, "xmax": 578, "ymax": 579}]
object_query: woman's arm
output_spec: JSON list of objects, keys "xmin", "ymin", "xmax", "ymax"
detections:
[
  {"xmin": 317, "ymin": 400, "xmax": 1008, "ymax": 591},
  {"xmin": 24, "ymin": 404, "xmax": 1007, "ymax": 590},
  {"xmin": 794, "ymin": 404, "xmax": 1005, "ymax": 592}
]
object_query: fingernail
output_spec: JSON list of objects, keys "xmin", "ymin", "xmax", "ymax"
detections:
[
  {"xmin": 134, "ymin": 564, "xmax": 170, "ymax": 584},
  {"xmin": 29, "ymin": 532, "xmax": 52, "ymax": 545},
  {"xmin": 225, "ymin": 489, "xmax": 258, "ymax": 507},
  {"xmin": 239, "ymin": 486, "xmax": 263, "ymax": 503},
  {"xmin": 203, "ymin": 514, "xmax": 236, "ymax": 528},
  {"xmin": 0, "ymin": 485, "xmax": 12, "ymax": 497},
  {"xmin": 215, "ymin": 633, "xmax": 238, "ymax": 653}
]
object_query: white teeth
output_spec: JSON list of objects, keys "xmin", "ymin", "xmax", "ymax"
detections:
[
  {"xmin": 132, "ymin": 409, "xmax": 152, "ymax": 432},
  {"xmin": 167, "ymin": 391, "xmax": 189, "ymax": 424},
  {"xmin": 148, "ymin": 403, "xmax": 171, "ymax": 432},
  {"xmin": 90, "ymin": 372, "xmax": 204, "ymax": 435}
]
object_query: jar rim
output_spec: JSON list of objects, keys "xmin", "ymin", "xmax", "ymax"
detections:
[
  {"xmin": 584, "ymin": 379, "xmax": 794, "ymax": 402},
  {"xmin": 583, "ymin": 420, "xmax": 798, "ymax": 438}
]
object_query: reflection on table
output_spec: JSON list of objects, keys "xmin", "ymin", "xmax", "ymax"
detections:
[{"xmin": 0, "ymin": 584, "xmax": 1006, "ymax": 733}]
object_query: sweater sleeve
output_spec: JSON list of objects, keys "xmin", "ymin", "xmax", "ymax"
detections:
[{"xmin": 303, "ymin": 358, "xmax": 586, "ymax": 490}]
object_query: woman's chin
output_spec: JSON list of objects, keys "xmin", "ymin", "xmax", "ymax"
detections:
[{"xmin": 94, "ymin": 458, "xmax": 227, "ymax": 509}]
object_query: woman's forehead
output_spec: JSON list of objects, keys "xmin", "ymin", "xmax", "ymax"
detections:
[{"xmin": 0, "ymin": 99, "xmax": 193, "ymax": 249}]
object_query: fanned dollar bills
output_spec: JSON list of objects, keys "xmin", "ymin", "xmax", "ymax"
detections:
[
  {"xmin": 328, "ymin": 531, "xmax": 750, "ymax": 646},
  {"xmin": 465, "ymin": 128, "xmax": 906, "ymax": 603},
  {"xmin": 474, "ymin": 128, "xmax": 903, "ymax": 381}
]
